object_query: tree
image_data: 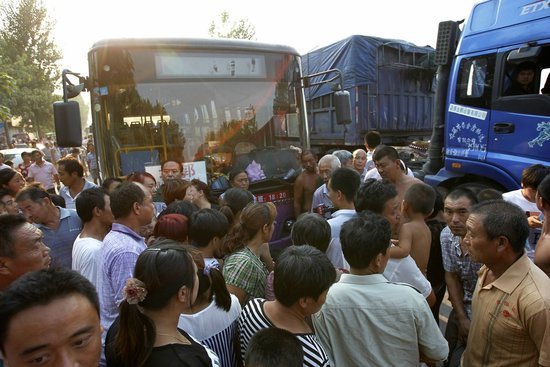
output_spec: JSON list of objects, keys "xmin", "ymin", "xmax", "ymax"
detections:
[
  {"xmin": 208, "ymin": 11, "xmax": 256, "ymax": 40},
  {"xmin": 0, "ymin": 71, "xmax": 15, "ymax": 121},
  {"xmin": 0, "ymin": 0, "xmax": 61, "ymax": 135}
]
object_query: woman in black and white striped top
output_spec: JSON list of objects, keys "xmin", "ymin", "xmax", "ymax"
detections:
[{"xmin": 239, "ymin": 245, "xmax": 336, "ymax": 367}]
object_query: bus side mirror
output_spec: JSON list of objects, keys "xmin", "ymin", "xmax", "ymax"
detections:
[
  {"xmin": 334, "ymin": 90, "xmax": 352, "ymax": 125},
  {"xmin": 53, "ymin": 101, "xmax": 82, "ymax": 147}
]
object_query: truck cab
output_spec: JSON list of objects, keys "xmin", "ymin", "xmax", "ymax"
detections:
[{"xmin": 424, "ymin": 0, "xmax": 550, "ymax": 192}]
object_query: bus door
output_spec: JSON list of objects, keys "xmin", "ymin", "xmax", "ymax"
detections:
[{"xmin": 490, "ymin": 42, "xmax": 550, "ymax": 182}]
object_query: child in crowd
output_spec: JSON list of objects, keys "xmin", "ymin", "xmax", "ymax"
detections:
[
  {"xmin": 390, "ymin": 182, "xmax": 436, "ymax": 275},
  {"xmin": 265, "ymin": 212, "xmax": 333, "ymax": 300}
]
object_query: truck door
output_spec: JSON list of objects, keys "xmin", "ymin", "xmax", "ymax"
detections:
[
  {"xmin": 446, "ymin": 53, "xmax": 496, "ymax": 164},
  {"xmin": 490, "ymin": 43, "xmax": 550, "ymax": 182}
]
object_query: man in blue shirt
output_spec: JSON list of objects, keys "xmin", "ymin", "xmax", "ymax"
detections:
[
  {"xmin": 97, "ymin": 181, "xmax": 155, "ymax": 365},
  {"xmin": 16, "ymin": 185, "xmax": 82, "ymax": 269}
]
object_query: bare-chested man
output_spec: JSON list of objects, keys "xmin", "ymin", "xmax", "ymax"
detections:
[
  {"xmin": 373, "ymin": 145, "xmax": 422, "ymax": 204},
  {"xmin": 293, "ymin": 150, "xmax": 322, "ymax": 216}
]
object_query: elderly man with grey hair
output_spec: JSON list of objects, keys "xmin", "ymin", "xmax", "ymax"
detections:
[
  {"xmin": 332, "ymin": 150, "xmax": 353, "ymax": 169},
  {"xmin": 310, "ymin": 154, "xmax": 341, "ymax": 217}
]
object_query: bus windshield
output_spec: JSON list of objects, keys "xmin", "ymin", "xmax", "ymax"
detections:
[{"xmin": 89, "ymin": 40, "xmax": 306, "ymax": 183}]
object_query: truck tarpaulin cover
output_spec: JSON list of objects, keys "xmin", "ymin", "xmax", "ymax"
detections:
[{"xmin": 302, "ymin": 35, "xmax": 434, "ymax": 100}]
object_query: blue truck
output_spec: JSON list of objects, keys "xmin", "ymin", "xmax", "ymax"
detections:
[
  {"xmin": 302, "ymin": 35, "xmax": 436, "ymax": 149},
  {"xmin": 422, "ymin": 0, "xmax": 550, "ymax": 192}
]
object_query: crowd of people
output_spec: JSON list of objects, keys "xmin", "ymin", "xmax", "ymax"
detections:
[{"xmin": 0, "ymin": 131, "xmax": 549, "ymax": 367}]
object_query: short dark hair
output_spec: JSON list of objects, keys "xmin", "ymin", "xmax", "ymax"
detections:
[
  {"xmin": 127, "ymin": 171, "xmax": 157, "ymax": 185},
  {"xmin": 102, "ymin": 177, "xmax": 123, "ymax": 191},
  {"xmin": 0, "ymin": 268, "xmax": 99, "ymax": 354},
  {"xmin": 404, "ymin": 183, "xmax": 436, "ymax": 216},
  {"xmin": 476, "ymin": 188, "xmax": 503, "ymax": 202},
  {"xmin": 159, "ymin": 199, "xmax": 198, "ymax": 218},
  {"xmin": 538, "ymin": 174, "xmax": 550, "ymax": 203},
  {"xmin": 364, "ymin": 131, "xmax": 381, "ymax": 148},
  {"xmin": 521, "ymin": 164, "xmax": 550, "ymax": 189},
  {"xmin": 328, "ymin": 168, "xmax": 360, "ymax": 202},
  {"xmin": 290, "ymin": 213, "xmax": 331, "ymax": 253},
  {"xmin": 219, "ymin": 187, "xmax": 254, "ymax": 224},
  {"xmin": 189, "ymin": 209, "xmax": 229, "ymax": 248},
  {"xmin": 110, "ymin": 181, "xmax": 146, "ymax": 219},
  {"xmin": 445, "ymin": 187, "xmax": 478, "ymax": 206},
  {"xmin": 300, "ymin": 149, "xmax": 316, "ymax": 160},
  {"xmin": 469, "ymin": 200, "xmax": 529, "ymax": 254},
  {"xmin": 0, "ymin": 214, "xmax": 29, "ymax": 257},
  {"xmin": 273, "ymin": 245, "xmax": 335, "ymax": 307},
  {"xmin": 20, "ymin": 151, "xmax": 31, "ymax": 159},
  {"xmin": 15, "ymin": 185, "xmax": 50, "ymax": 204},
  {"xmin": 57, "ymin": 157, "xmax": 84, "ymax": 177},
  {"xmin": 245, "ymin": 328, "xmax": 303, "ymax": 367},
  {"xmin": 516, "ymin": 61, "xmax": 536, "ymax": 72},
  {"xmin": 355, "ymin": 179, "xmax": 397, "ymax": 214},
  {"xmin": 229, "ymin": 169, "xmax": 248, "ymax": 183},
  {"xmin": 0, "ymin": 169, "xmax": 17, "ymax": 190},
  {"xmin": 372, "ymin": 145, "xmax": 399, "ymax": 162},
  {"xmin": 49, "ymin": 193, "xmax": 66, "ymax": 208},
  {"xmin": 340, "ymin": 211, "xmax": 391, "ymax": 269},
  {"xmin": 75, "ymin": 187, "xmax": 108, "ymax": 223}
]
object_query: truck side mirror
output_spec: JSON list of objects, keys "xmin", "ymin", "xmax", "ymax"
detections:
[
  {"xmin": 53, "ymin": 101, "xmax": 82, "ymax": 147},
  {"xmin": 334, "ymin": 90, "xmax": 352, "ymax": 125}
]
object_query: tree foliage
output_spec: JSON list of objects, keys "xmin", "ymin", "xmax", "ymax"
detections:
[
  {"xmin": 208, "ymin": 11, "xmax": 256, "ymax": 40},
  {"xmin": 0, "ymin": 71, "xmax": 15, "ymax": 121},
  {"xmin": 0, "ymin": 0, "xmax": 61, "ymax": 134}
]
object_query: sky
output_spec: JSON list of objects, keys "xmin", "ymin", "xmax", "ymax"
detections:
[{"xmin": 47, "ymin": 0, "xmax": 478, "ymax": 74}]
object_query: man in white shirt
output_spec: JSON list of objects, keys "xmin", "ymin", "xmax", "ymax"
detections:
[
  {"xmin": 313, "ymin": 211, "xmax": 448, "ymax": 366},
  {"xmin": 325, "ymin": 167, "xmax": 360, "ymax": 268},
  {"xmin": 27, "ymin": 149, "xmax": 60, "ymax": 194},
  {"xmin": 503, "ymin": 164, "xmax": 550, "ymax": 257},
  {"xmin": 73, "ymin": 187, "xmax": 114, "ymax": 289}
]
